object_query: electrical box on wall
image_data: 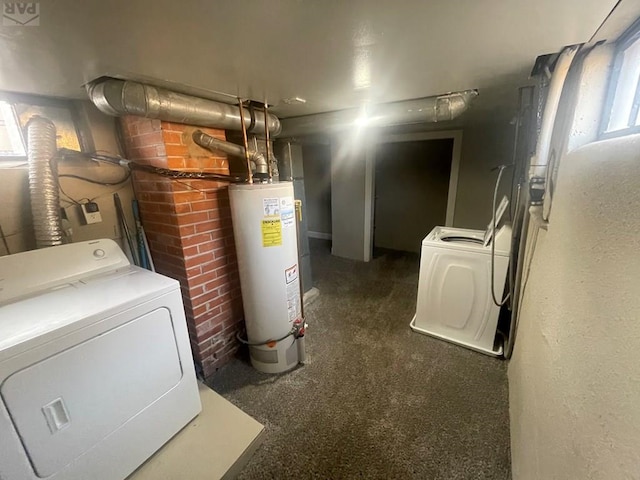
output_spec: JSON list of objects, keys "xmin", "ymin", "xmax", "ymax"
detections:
[{"xmin": 80, "ymin": 202, "xmax": 102, "ymax": 224}]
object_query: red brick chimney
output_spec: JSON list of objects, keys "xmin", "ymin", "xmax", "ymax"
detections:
[{"xmin": 120, "ymin": 116, "xmax": 243, "ymax": 378}]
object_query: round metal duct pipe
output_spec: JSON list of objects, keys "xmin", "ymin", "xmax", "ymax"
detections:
[
  {"xmin": 279, "ymin": 89, "xmax": 478, "ymax": 138},
  {"xmin": 87, "ymin": 78, "xmax": 282, "ymax": 136},
  {"xmin": 192, "ymin": 130, "xmax": 268, "ymax": 174},
  {"xmin": 192, "ymin": 130, "xmax": 246, "ymax": 157},
  {"xmin": 27, "ymin": 116, "xmax": 63, "ymax": 248}
]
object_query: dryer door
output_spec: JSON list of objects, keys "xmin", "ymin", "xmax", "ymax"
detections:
[{"xmin": 0, "ymin": 307, "xmax": 182, "ymax": 478}]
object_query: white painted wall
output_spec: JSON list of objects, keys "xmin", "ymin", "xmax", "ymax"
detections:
[{"xmin": 509, "ymin": 135, "xmax": 640, "ymax": 479}]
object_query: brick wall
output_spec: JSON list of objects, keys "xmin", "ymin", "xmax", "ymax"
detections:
[{"xmin": 120, "ymin": 116, "xmax": 243, "ymax": 378}]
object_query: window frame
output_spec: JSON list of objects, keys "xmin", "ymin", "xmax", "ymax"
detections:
[
  {"xmin": 0, "ymin": 92, "xmax": 93, "ymax": 163},
  {"xmin": 600, "ymin": 17, "xmax": 640, "ymax": 139},
  {"xmin": 0, "ymin": 100, "xmax": 26, "ymax": 158}
]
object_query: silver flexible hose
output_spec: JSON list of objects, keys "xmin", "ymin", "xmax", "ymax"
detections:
[{"xmin": 27, "ymin": 116, "xmax": 63, "ymax": 248}]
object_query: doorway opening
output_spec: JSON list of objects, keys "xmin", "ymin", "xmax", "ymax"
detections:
[{"xmin": 370, "ymin": 132, "xmax": 461, "ymax": 257}]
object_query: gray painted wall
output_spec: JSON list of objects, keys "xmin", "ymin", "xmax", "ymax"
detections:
[
  {"xmin": 302, "ymin": 143, "xmax": 332, "ymax": 235},
  {"xmin": 454, "ymin": 120, "xmax": 514, "ymax": 229},
  {"xmin": 330, "ymin": 134, "xmax": 368, "ymax": 261}
]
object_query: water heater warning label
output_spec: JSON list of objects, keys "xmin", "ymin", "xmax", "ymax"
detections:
[
  {"xmin": 285, "ymin": 264, "xmax": 301, "ymax": 323},
  {"xmin": 280, "ymin": 196, "xmax": 295, "ymax": 229},
  {"xmin": 285, "ymin": 264, "xmax": 298, "ymax": 284},
  {"xmin": 263, "ymin": 198, "xmax": 280, "ymax": 217},
  {"xmin": 261, "ymin": 219, "xmax": 282, "ymax": 247}
]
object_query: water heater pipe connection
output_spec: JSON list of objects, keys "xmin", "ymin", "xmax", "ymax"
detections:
[{"xmin": 192, "ymin": 130, "xmax": 268, "ymax": 175}]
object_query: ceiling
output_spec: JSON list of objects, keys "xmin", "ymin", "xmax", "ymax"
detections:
[{"xmin": 0, "ymin": 0, "xmax": 618, "ymax": 119}]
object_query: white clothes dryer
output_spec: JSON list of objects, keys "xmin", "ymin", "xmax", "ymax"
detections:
[{"xmin": 0, "ymin": 239, "xmax": 201, "ymax": 480}]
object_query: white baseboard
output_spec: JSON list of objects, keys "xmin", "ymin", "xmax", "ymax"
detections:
[{"xmin": 308, "ymin": 231, "xmax": 332, "ymax": 240}]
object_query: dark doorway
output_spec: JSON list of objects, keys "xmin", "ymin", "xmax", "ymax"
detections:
[
  {"xmin": 302, "ymin": 144, "xmax": 332, "ymax": 238},
  {"xmin": 373, "ymin": 138, "xmax": 454, "ymax": 254}
]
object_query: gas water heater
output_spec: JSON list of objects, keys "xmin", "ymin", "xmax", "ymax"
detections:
[{"xmin": 229, "ymin": 182, "xmax": 305, "ymax": 373}]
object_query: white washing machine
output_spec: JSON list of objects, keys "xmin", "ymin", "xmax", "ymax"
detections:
[
  {"xmin": 0, "ymin": 239, "xmax": 201, "ymax": 480},
  {"xmin": 410, "ymin": 218, "xmax": 512, "ymax": 356}
]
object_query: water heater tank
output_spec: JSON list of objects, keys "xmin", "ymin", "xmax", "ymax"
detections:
[{"xmin": 229, "ymin": 182, "xmax": 303, "ymax": 373}]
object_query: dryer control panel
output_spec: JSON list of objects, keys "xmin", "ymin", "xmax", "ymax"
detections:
[{"xmin": 0, "ymin": 239, "xmax": 130, "ymax": 305}]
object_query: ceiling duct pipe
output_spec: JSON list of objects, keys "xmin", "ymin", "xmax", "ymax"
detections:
[
  {"xmin": 192, "ymin": 130, "xmax": 268, "ymax": 175},
  {"xmin": 279, "ymin": 89, "xmax": 478, "ymax": 137},
  {"xmin": 87, "ymin": 78, "xmax": 282, "ymax": 136},
  {"xmin": 27, "ymin": 116, "xmax": 64, "ymax": 248}
]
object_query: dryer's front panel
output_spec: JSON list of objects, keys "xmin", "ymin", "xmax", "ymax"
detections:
[{"xmin": 0, "ymin": 307, "xmax": 182, "ymax": 478}]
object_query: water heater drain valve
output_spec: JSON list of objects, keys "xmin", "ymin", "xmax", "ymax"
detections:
[{"xmin": 293, "ymin": 319, "xmax": 307, "ymax": 339}]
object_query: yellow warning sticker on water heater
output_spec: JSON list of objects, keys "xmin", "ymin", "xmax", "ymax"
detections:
[{"xmin": 261, "ymin": 219, "xmax": 282, "ymax": 247}]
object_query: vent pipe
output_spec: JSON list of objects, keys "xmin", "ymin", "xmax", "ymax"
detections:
[
  {"xmin": 87, "ymin": 78, "xmax": 282, "ymax": 136},
  {"xmin": 279, "ymin": 89, "xmax": 478, "ymax": 137},
  {"xmin": 27, "ymin": 116, "xmax": 63, "ymax": 248},
  {"xmin": 192, "ymin": 130, "xmax": 268, "ymax": 175},
  {"xmin": 528, "ymin": 46, "xmax": 578, "ymax": 180}
]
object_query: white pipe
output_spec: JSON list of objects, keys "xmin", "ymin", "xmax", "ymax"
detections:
[{"xmin": 529, "ymin": 46, "xmax": 579, "ymax": 179}]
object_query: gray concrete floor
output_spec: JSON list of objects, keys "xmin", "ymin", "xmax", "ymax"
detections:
[{"xmin": 210, "ymin": 239, "xmax": 511, "ymax": 480}]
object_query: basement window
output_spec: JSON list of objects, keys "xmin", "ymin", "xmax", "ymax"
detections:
[
  {"xmin": 0, "ymin": 101, "xmax": 26, "ymax": 156},
  {"xmin": 0, "ymin": 94, "xmax": 86, "ymax": 160},
  {"xmin": 602, "ymin": 19, "xmax": 640, "ymax": 137}
]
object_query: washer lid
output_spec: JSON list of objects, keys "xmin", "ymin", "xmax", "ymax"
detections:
[
  {"xmin": 422, "ymin": 226, "xmax": 511, "ymax": 256},
  {"xmin": 439, "ymin": 234, "xmax": 485, "ymax": 245}
]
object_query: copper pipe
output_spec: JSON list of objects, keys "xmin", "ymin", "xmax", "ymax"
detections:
[
  {"xmin": 238, "ymin": 98, "xmax": 253, "ymax": 184},
  {"xmin": 264, "ymin": 102, "xmax": 273, "ymax": 182},
  {"xmin": 294, "ymin": 200, "xmax": 305, "ymax": 320}
]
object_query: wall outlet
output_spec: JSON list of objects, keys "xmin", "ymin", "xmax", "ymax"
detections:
[{"xmin": 80, "ymin": 202, "xmax": 102, "ymax": 224}]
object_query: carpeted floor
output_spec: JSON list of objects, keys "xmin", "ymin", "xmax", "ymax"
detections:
[{"xmin": 209, "ymin": 239, "xmax": 511, "ymax": 480}]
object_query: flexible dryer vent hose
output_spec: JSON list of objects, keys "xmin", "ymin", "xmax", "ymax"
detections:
[{"xmin": 27, "ymin": 116, "xmax": 63, "ymax": 248}]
